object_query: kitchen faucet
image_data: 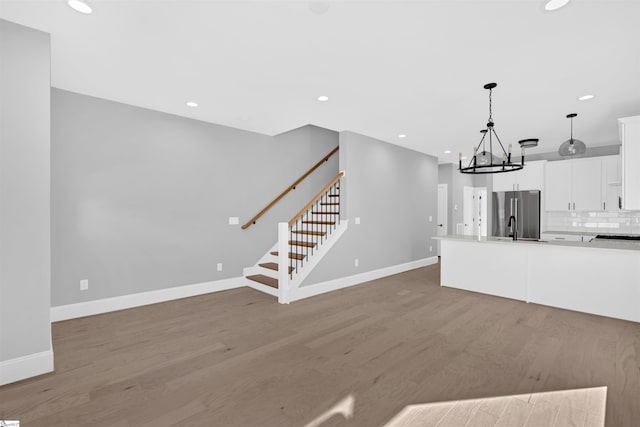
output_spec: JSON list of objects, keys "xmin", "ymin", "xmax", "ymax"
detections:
[{"xmin": 508, "ymin": 215, "xmax": 517, "ymax": 241}]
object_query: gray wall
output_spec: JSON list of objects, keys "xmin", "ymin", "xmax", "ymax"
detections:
[
  {"xmin": 0, "ymin": 20, "xmax": 52, "ymax": 364},
  {"xmin": 304, "ymin": 131, "xmax": 438, "ymax": 285},
  {"xmin": 51, "ymin": 89, "xmax": 338, "ymax": 306}
]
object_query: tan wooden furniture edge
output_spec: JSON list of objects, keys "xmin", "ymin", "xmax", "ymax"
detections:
[
  {"xmin": 288, "ymin": 171, "xmax": 344, "ymax": 227},
  {"xmin": 241, "ymin": 146, "xmax": 339, "ymax": 229}
]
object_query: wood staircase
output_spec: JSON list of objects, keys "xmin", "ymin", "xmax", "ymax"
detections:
[{"xmin": 246, "ymin": 192, "xmax": 340, "ymax": 290}]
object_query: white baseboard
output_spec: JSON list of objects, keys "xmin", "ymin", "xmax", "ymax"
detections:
[
  {"xmin": 291, "ymin": 256, "xmax": 438, "ymax": 302},
  {"xmin": 0, "ymin": 346, "xmax": 54, "ymax": 386},
  {"xmin": 51, "ymin": 276, "xmax": 245, "ymax": 322}
]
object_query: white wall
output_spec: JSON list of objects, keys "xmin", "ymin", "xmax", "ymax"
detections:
[{"xmin": 0, "ymin": 19, "xmax": 53, "ymax": 384}]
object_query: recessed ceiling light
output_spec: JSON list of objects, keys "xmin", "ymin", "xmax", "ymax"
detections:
[
  {"xmin": 317, "ymin": 95, "xmax": 329, "ymax": 102},
  {"xmin": 544, "ymin": 0, "xmax": 570, "ymax": 11},
  {"xmin": 444, "ymin": 150, "xmax": 452, "ymax": 154},
  {"xmin": 578, "ymin": 94, "xmax": 595, "ymax": 101},
  {"xmin": 309, "ymin": 2, "xmax": 330, "ymax": 15},
  {"xmin": 68, "ymin": 0, "xmax": 93, "ymax": 14},
  {"xmin": 398, "ymin": 134, "xmax": 407, "ymax": 138},
  {"xmin": 186, "ymin": 101, "xmax": 198, "ymax": 108}
]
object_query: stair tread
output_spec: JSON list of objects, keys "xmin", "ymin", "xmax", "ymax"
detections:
[
  {"xmin": 302, "ymin": 221, "xmax": 336, "ymax": 225},
  {"xmin": 320, "ymin": 202, "xmax": 340, "ymax": 206},
  {"xmin": 288, "ymin": 240, "xmax": 316, "ymax": 248},
  {"xmin": 247, "ymin": 274, "xmax": 278, "ymax": 289},
  {"xmin": 259, "ymin": 262, "xmax": 294, "ymax": 274},
  {"xmin": 328, "ymin": 194, "xmax": 340, "ymax": 198},
  {"xmin": 312, "ymin": 211, "xmax": 339, "ymax": 215},
  {"xmin": 270, "ymin": 251, "xmax": 306, "ymax": 260},
  {"xmin": 292, "ymin": 230, "xmax": 326, "ymax": 236}
]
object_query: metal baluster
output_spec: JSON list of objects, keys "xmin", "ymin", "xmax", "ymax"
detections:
[
  {"xmin": 337, "ymin": 179, "xmax": 341, "ymax": 226},
  {"xmin": 324, "ymin": 190, "xmax": 327, "ymax": 240},
  {"xmin": 307, "ymin": 202, "xmax": 318, "ymax": 256},
  {"xmin": 291, "ymin": 222, "xmax": 295, "ymax": 276}
]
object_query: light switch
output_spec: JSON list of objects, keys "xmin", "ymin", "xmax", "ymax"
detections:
[
  {"xmin": 217, "ymin": 263, "xmax": 223, "ymax": 271},
  {"xmin": 229, "ymin": 217, "xmax": 239, "ymax": 225},
  {"xmin": 355, "ymin": 217, "xmax": 361, "ymax": 225},
  {"xmin": 428, "ymin": 216, "xmax": 433, "ymax": 222},
  {"xmin": 80, "ymin": 279, "xmax": 88, "ymax": 291}
]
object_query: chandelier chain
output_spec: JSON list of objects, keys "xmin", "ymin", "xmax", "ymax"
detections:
[{"xmin": 488, "ymin": 87, "xmax": 493, "ymax": 123}]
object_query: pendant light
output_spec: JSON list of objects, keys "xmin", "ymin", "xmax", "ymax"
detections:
[
  {"xmin": 558, "ymin": 113, "xmax": 586, "ymax": 156},
  {"xmin": 459, "ymin": 83, "xmax": 538, "ymax": 174}
]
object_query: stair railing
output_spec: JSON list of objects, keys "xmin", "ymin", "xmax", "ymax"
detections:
[
  {"xmin": 277, "ymin": 171, "xmax": 344, "ymax": 303},
  {"xmin": 241, "ymin": 146, "xmax": 339, "ymax": 230}
]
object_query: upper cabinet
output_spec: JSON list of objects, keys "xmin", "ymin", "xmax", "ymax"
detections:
[
  {"xmin": 493, "ymin": 160, "xmax": 545, "ymax": 192},
  {"xmin": 545, "ymin": 160, "xmax": 573, "ymax": 211},
  {"xmin": 572, "ymin": 157, "xmax": 603, "ymax": 211},
  {"xmin": 601, "ymin": 155, "xmax": 622, "ymax": 211},
  {"xmin": 619, "ymin": 116, "xmax": 640, "ymax": 210},
  {"xmin": 545, "ymin": 157, "xmax": 608, "ymax": 211}
]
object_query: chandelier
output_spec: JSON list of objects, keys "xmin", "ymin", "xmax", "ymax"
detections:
[{"xmin": 459, "ymin": 83, "xmax": 538, "ymax": 174}]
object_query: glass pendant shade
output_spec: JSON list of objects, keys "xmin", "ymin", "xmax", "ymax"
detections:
[
  {"xmin": 558, "ymin": 113, "xmax": 586, "ymax": 157},
  {"xmin": 558, "ymin": 138, "xmax": 587, "ymax": 156},
  {"xmin": 476, "ymin": 151, "xmax": 501, "ymax": 166}
]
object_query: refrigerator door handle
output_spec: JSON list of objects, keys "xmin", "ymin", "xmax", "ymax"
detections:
[{"xmin": 515, "ymin": 197, "xmax": 520, "ymax": 237}]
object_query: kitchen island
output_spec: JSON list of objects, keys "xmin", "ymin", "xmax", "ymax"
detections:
[{"xmin": 435, "ymin": 235, "xmax": 640, "ymax": 322}]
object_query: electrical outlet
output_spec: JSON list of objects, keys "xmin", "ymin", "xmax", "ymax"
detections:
[
  {"xmin": 80, "ymin": 279, "xmax": 88, "ymax": 291},
  {"xmin": 354, "ymin": 258, "xmax": 359, "ymax": 267},
  {"xmin": 228, "ymin": 217, "xmax": 239, "ymax": 225},
  {"xmin": 429, "ymin": 245, "xmax": 433, "ymax": 252},
  {"xmin": 217, "ymin": 263, "xmax": 223, "ymax": 272},
  {"xmin": 429, "ymin": 215, "xmax": 433, "ymax": 222},
  {"xmin": 355, "ymin": 217, "xmax": 361, "ymax": 225}
]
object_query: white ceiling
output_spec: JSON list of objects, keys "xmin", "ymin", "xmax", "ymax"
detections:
[{"xmin": 1, "ymin": 0, "xmax": 639, "ymax": 162}]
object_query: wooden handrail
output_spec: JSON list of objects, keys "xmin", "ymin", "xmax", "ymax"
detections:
[
  {"xmin": 241, "ymin": 146, "xmax": 339, "ymax": 229},
  {"xmin": 288, "ymin": 172, "xmax": 344, "ymax": 227}
]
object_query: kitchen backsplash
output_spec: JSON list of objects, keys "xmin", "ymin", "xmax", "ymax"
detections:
[{"xmin": 544, "ymin": 211, "xmax": 640, "ymax": 235}]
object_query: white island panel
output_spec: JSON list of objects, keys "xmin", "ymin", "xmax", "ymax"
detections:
[
  {"xmin": 441, "ymin": 239, "xmax": 527, "ymax": 301},
  {"xmin": 527, "ymin": 245, "xmax": 640, "ymax": 322},
  {"xmin": 438, "ymin": 236, "xmax": 640, "ymax": 323}
]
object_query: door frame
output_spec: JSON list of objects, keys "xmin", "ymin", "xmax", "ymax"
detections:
[{"xmin": 437, "ymin": 184, "xmax": 448, "ymax": 255}]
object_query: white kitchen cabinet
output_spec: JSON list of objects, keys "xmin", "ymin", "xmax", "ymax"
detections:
[
  {"xmin": 541, "ymin": 232, "xmax": 584, "ymax": 242},
  {"xmin": 545, "ymin": 160, "xmax": 572, "ymax": 211},
  {"xmin": 572, "ymin": 157, "xmax": 602, "ymax": 211},
  {"xmin": 602, "ymin": 155, "xmax": 622, "ymax": 211},
  {"xmin": 541, "ymin": 232, "xmax": 595, "ymax": 242},
  {"xmin": 492, "ymin": 160, "xmax": 545, "ymax": 192},
  {"xmin": 545, "ymin": 157, "xmax": 602, "ymax": 211},
  {"xmin": 619, "ymin": 116, "xmax": 640, "ymax": 210}
]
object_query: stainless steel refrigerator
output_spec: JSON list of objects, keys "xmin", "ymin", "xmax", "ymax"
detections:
[{"xmin": 492, "ymin": 190, "xmax": 541, "ymax": 240}]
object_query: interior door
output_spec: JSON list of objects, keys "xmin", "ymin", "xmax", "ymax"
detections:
[
  {"xmin": 473, "ymin": 188, "xmax": 488, "ymax": 236},
  {"xmin": 437, "ymin": 184, "xmax": 448, "ymax": 255},
  {"xmin": 463, "ymin": 186, "xmax": 474, "ymax": 236}
]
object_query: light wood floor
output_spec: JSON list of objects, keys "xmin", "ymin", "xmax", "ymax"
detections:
[{"xmin": 1, "ymin": 263, "xmax": 639, "ymax": 426}]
